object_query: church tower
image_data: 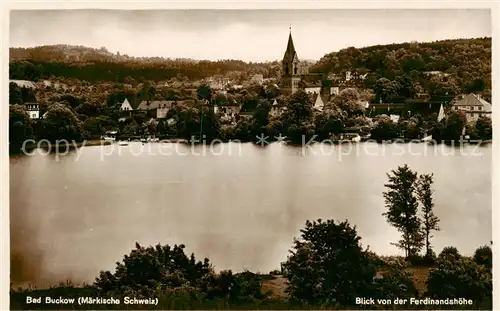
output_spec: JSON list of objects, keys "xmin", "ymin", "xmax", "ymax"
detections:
[{"xmin": 280, "ymin": 28, "xmax": 301, "ymax": 95}]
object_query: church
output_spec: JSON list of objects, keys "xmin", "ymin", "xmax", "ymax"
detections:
[
  {"xmin": 279, "ymin": 29, "xmax": 323, "ymax": 95},
  {"xmin": 280, "ymin": 29, "xmax": 302, "ymax": 95}
]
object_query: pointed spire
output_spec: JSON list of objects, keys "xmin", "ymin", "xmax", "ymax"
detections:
[{"xmin": 283, "ymin": 27, "xmax": 298, "ymax": 63}]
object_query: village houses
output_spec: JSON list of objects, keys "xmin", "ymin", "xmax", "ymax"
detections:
[
  {"xmin": 24, "ymin": 102, "xmax": 40, "ymax": 119},
  {"xmin": 451, "ymin": 93, "xmax": 492, "ymax": 123}
]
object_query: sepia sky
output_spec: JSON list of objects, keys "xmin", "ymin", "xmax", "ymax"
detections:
[{"xmin": 9, "ymin": 9, "xmax": 491, "ymax": 62}]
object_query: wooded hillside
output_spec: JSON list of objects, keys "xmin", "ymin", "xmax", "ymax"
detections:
[
  {"xmin": 310, "ymin": 37, "xmax": 491, "ymax": 97},
  {"xmin": 9, "ymin": 45, "xmax": 280, "ymax": 83}
]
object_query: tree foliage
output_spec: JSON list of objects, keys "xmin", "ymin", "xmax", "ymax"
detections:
[
  {"xmin": 93, "ymin": 243, "xmax": 266, "ymax": 303},
  {"xmin": 438, "ymin": 110, "xmax": 467, "ymax": 141},
  {"xmin": 437, "ymin": 246, "xmax": 461, "ymax": 263},
  {"xmin": 311, "ymin": 37, "xmax": 491, "ymax": 99},
  {"xmin": 383, "ymin": 165, "xmax": 424, "ymax": 258},
  {"xmin": 416, "ymin": 173, "xmax": 440, "ymax": 258},
  {"xmin": 39, "ymin": 103, "xmax": 84, "ymax": 142},
  {"xmin": 371, "ymin": 115, "xmax": 399, "ymax": 141},
  {"xmin": 473, "ymin": 245, "xmax": 492, "ymax": 269},
  {"xmin": 426, "ymin": 257, "xmax": 492, "ymax": 309},
  {"xmin": 9, "ymin": 105, "xmax": 33, "ymax": 149},
  {"xmin": 10, "ymin": 45, "xmax": 278, "ymax": 83},
  {"xmin": 474, "ymin": 116, "xmax": 493, "ymax": 140},
  {"xmin": 282, "ymin": 219, "xmax": 376, "ymax": 307},
  {"xmin": 373, "ymin": 262, "xmax": 418, "ymax": 300}
]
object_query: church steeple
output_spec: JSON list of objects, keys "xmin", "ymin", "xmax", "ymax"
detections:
[
  {"xmin": 283, "ymin": 27, "xmax": 298, "ymax": 63},
  {"xmin": 280, "ymin": 26, "xmax": 301, "ymax": 94}
]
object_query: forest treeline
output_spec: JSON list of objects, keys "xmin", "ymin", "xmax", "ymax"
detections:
[
  {"xmin": 9, "ymin": 45, "xmax": 280, "ymax": 83},
  {"xmin": 9, "ymin": 37, "xmax": 491, "ymax": 93}
]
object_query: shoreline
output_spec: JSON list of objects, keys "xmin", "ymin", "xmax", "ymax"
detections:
[{"xmin": 9, "ymin": 140, "xmax": 112, "ymax": 155}]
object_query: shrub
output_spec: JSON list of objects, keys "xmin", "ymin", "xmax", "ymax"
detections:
[
  {"xmin": 94, "ymin": 243, "xmax": 211, "ymax": 296},
  {"xmin": 426, "ymin": 257, "xmax": 492, "ymax": 309},
  {"xmin": 374, "ymin": 262, "xmax": 418, "ymax": 300},
  {"xmin": 94, "ymin": 243, "xmax": 266, "ymax": 304},
  {"xmin": 9, "ymin": 104, "xmax": 33, "ymax": 150},
  {"xmin": 378, "ymin": 255, "xmax": 406, "ymax": 267},
  {"xmin": 198, "ymin": 270, "xmax": 266, "ymax": 302},
  {"xmin": 473, "ymin": 245, "xmax": 492, "ymax": 269},
  {"xmin": 407, "ymin": 254, "xmax": 425, "ymax": 266},
  {"xmin": 437, "ymin": 246, "xmax": 461, "ymax": 263},
  {"xmin": 422, "ymin": 248, "xmax": 437, "ymax": 266},
  {"xmin": 282, "ymin": 219, "xmax": 376, "ymax": 307},
  {"xmin": 366, "ymin": 250, "xmax": 385, "ymax": 268}
]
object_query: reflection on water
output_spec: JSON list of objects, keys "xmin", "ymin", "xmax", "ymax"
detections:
[{"xmin": 10, "ymin": 142, "xmax": 492, "ymax": 287}]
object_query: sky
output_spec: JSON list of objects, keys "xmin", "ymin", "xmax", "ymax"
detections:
[{"xmin": 9, "ymin": 9, "xmax": 491, "ymax": 62}]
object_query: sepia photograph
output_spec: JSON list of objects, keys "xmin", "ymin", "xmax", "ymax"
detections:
[{"xmin": 5, "ymin": 4, "xmax": 496, "ymax": 310}]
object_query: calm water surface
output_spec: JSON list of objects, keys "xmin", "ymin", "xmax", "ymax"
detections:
[{"xmin": 10, "ymin": 142, "xmax": 492, "ymax": 287}]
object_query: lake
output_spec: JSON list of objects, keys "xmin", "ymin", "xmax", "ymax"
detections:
[{"xmin": 10, "ymin": 141, "xmax": 492, "ymax": 287}]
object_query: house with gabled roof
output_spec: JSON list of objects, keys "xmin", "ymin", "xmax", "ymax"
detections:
[
  {"xmin": 119, "ymin": 98, "xmax": 135, "ymax": 121},
  {"xmin": 451, "ymin": 93, "xmax": 492, "ymax": 123},
  {"xmin": 313, "ymin": 93, "xmax": 328, "ymax": 112},
  {"xmin": 120, "ymin": 98, "xmax": 133, "ymax": 111},
  {"xmin": 137, "ymin": 100, "xmax": 174, "ymax": 119},
  {"xmin": 137, "ymin": 100, "xmax": 197, "ymax": 119}
]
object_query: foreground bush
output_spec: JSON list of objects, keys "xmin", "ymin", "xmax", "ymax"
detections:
[
  {"xmin": 281, "ymin": 219, "xmax": 376, "ymax": 307},
  {"xmin": 437, "ymin": 246, "xmax": 461, "ymax": 263},
  {"xmin": 94, "ymin": 243, "xmax": 266, "ymax": 303},
  {"xmin": 473, "ymin": 245, "xmax": 492, "ymax": 269},
  {"xmin": 426, "ymin": 257, "xmax": 492, "ymax": 309},
  {"xmin": 94, "ymin": 243, "xmax": 211, "ymax": 296},
  {"xmin": 373, "ymin": 262, "xmax": 418, "ymax": 300}
]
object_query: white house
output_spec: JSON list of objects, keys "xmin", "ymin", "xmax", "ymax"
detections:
[
  {"xmin": 119, "ymin": 98, "xmax": 134, "ymax": 121},
  {"xmin": 24, "ymin": 102, "xmax": 40, "ymax": 119},
  {"xmin": 451, "ymin": 93, "xmax": 492, "ymax": 123},
  {"xmin": 137, "ymin": 100, "xmax": 176, "ymax": 119},
  {"xmin": 305, "ymin": 87, "xmax": 321, "ymax": 95},
  {"xmin": 330, "ymin": 87, "xmax": 340, "ymax": 96},
  {"xmin": 314, "ymin": 94, "xmax": 326, "ymax": 112},
  {"xmin": 120, "ymin": 98, "xmax": 133, "ymax": 111}
]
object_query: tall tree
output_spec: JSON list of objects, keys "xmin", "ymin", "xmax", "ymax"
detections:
[
  {"xmin": 441, "ymin": 111, "xmax": 467, "ymax": 141},
  {"xmin": 9, "ymin": 82, "xmax": 23, "ymax": 105},
  {"xmin": 382, "ymin": 165, "xmax": 424, "ymax": 258},
  {"xmin": 197, "ymin": 84, "xmax": 213, "ymax": 102},
  {"xmin": 282, "ymin": 219, "xmax": 376, "ymax": 306},
  {"xmin": 9, "ymin": 105, "xmax": 33, "ymax": 150},
  {"xmin": 373, "ymin": 78, "xmax": 401, "ymax": 103},
  {"xmin": 416, "ymin": 173, "xmax": 440, "ymax": 257},
  {"xmin": 40, "ymin": 103, "xmax": 84, "ymax": 142},
  {"xmin": 474, "ymin": 116, "xmax": 492, "ymax": 140}
]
